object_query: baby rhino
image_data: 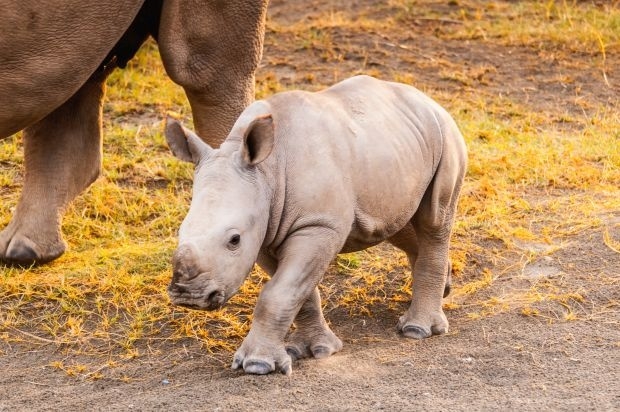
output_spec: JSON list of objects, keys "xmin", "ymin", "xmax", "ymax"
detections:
[{"xmin": 165, "ymin": 75, "xmax": 467, "ymax": 376}]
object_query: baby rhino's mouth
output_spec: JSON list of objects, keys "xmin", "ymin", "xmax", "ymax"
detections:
[{"xmin": 168, "ymin": 286, "xmax": 227, "ymax": 311}]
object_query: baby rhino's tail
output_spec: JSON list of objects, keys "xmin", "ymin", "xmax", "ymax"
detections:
[{"xmin": 444, "ymin": 261, "xmax": 452, "ymax": 298}]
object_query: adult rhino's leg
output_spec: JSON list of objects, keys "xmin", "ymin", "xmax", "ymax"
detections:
[
  {"xmin": 158, "ymin": 0, "xmax": 268, "ymax": 147},
  {"xmin": 285, "ymin": 288, "xmax": 343, "ymax": 361},
  {"xmin": 0, "ymin": 71, "xmax": 107, "ymax": 265}
]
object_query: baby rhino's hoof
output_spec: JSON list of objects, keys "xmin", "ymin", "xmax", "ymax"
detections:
[
  {"xmin": 243, "ymin": 360, "xmax": 274, "ymax": 375},
  {"xmin": 285, "ymin": 329, "xmax": 343, "ymax": 361},
  {"xmin": 231, "ymin": 343, "xmax": 293, "ymax": 376},
  {"xmin": 401, "ymin": 325, "xmax": 431, "ymax": 339},
  {"xmin": 285, "ymin": 343, "xmax": 339, "ymax": 361},
  {"xmin": 397, "ymin": 311, "xmax": 449, "ymax": 339},
  {"xmin": 309, "ymin": 345, "xmax": 333, "ymax": 359}
]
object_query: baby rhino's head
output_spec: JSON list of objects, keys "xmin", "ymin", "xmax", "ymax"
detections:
[{"xmin": 164, "ymin": 108, "xmax": 274, "ymax": 310}]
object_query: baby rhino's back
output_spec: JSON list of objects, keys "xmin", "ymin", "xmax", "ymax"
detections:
[
  {"xmin": 321, "ymin": 76, "xmax": 461, "ymax": 249},
  {"xmin": 264, "ymin": 76, "xmax": 463, "ymax": 250}
]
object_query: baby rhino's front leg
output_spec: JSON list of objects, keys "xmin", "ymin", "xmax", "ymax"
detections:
[
  {"xmin": 231, "ymin": 306, "xmax": 293, "ymax": 375},
  {"xmin": 285, "ymin": 287, "xmax": 343, "ymax": 361},
  {"xmin": 232, "ymin": 231, "xmax": 342, "ymax": 375}
]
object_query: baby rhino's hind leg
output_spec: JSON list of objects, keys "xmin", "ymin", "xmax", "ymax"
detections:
[
  {"xmin": 395, "ymin": 148, "xmax": 464, "ymax": 339},
  {"xmin": 392, "ymin": 211, "xmax": 451, "ymax": 339},
  {"xmin": 388, "ymin": 224, "xmax": 452, "ymax": 300}
]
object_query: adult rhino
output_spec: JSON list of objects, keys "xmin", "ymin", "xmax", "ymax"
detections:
[{"xmin": 0, "ymin": 0, "xmax": 268, "ymax": 265}]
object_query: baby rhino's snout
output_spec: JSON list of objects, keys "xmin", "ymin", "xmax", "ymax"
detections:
[{"xmin": 168, "ymin": 244, "xmax": 225, "ymax": 310}]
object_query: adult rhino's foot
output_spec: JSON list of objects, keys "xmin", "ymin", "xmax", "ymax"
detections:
[
  {"xmin": 285, "ymin": 326, "xmax": 343, "ymax": 361},
  {"xmin": 397, "ymin": 308, "xmax": 449, "ymax": 340},
  {"xmin": 0, "ymin": 229, "xmax": 66, "ymax": 266},
  {"xmin": 231, "ymin": 337, "xmax": 292, "ymax": 376}
]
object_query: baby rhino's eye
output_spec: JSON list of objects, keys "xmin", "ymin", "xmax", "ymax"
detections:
[{"xmin": 228, "ymin": 234, "xmax": 241, "ymax": 249}]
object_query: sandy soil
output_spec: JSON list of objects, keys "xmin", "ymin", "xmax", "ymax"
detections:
[
  {"xmin": 3, "ymin": 229, "xmax": 618, "ymax": 411},
  {"xmin": 1, "ymin": 1, "xmax": 619, "ymax": 410}
]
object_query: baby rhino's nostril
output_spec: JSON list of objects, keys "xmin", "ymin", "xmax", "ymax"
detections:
[
  {"xmin": 206, "ymin": 290, "xmax": 226, "ymax": 308},
  {"xmin": 207, "ymin": 290, "xmax": 221, "ymax": 303}
]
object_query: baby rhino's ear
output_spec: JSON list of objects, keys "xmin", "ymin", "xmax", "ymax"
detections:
[
  {"xmin": 240, "ymin": 114, "xmax": 274, "ymax": 166},
  {"xmin": 165, "ymin": 117, "xmax": 213, "ymax": 164}
]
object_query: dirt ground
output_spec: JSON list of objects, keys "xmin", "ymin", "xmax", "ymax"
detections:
[{"xmin": 1, "ymin": 1, "xmax": 619, "ymax": 410}]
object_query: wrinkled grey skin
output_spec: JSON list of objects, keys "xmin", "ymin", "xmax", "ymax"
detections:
[
  {"xmin": 0, "ymin": 0, "xmax": 267, "ymax": 265},
  {"xmin": 166, "ymin": 75, "xmax": 467, "ymax": 376}
]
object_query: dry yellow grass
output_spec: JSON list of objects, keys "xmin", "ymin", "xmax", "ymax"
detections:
[{"xmin": 1, "ymin": 0, "xmax": 618, "ymax": 379}]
